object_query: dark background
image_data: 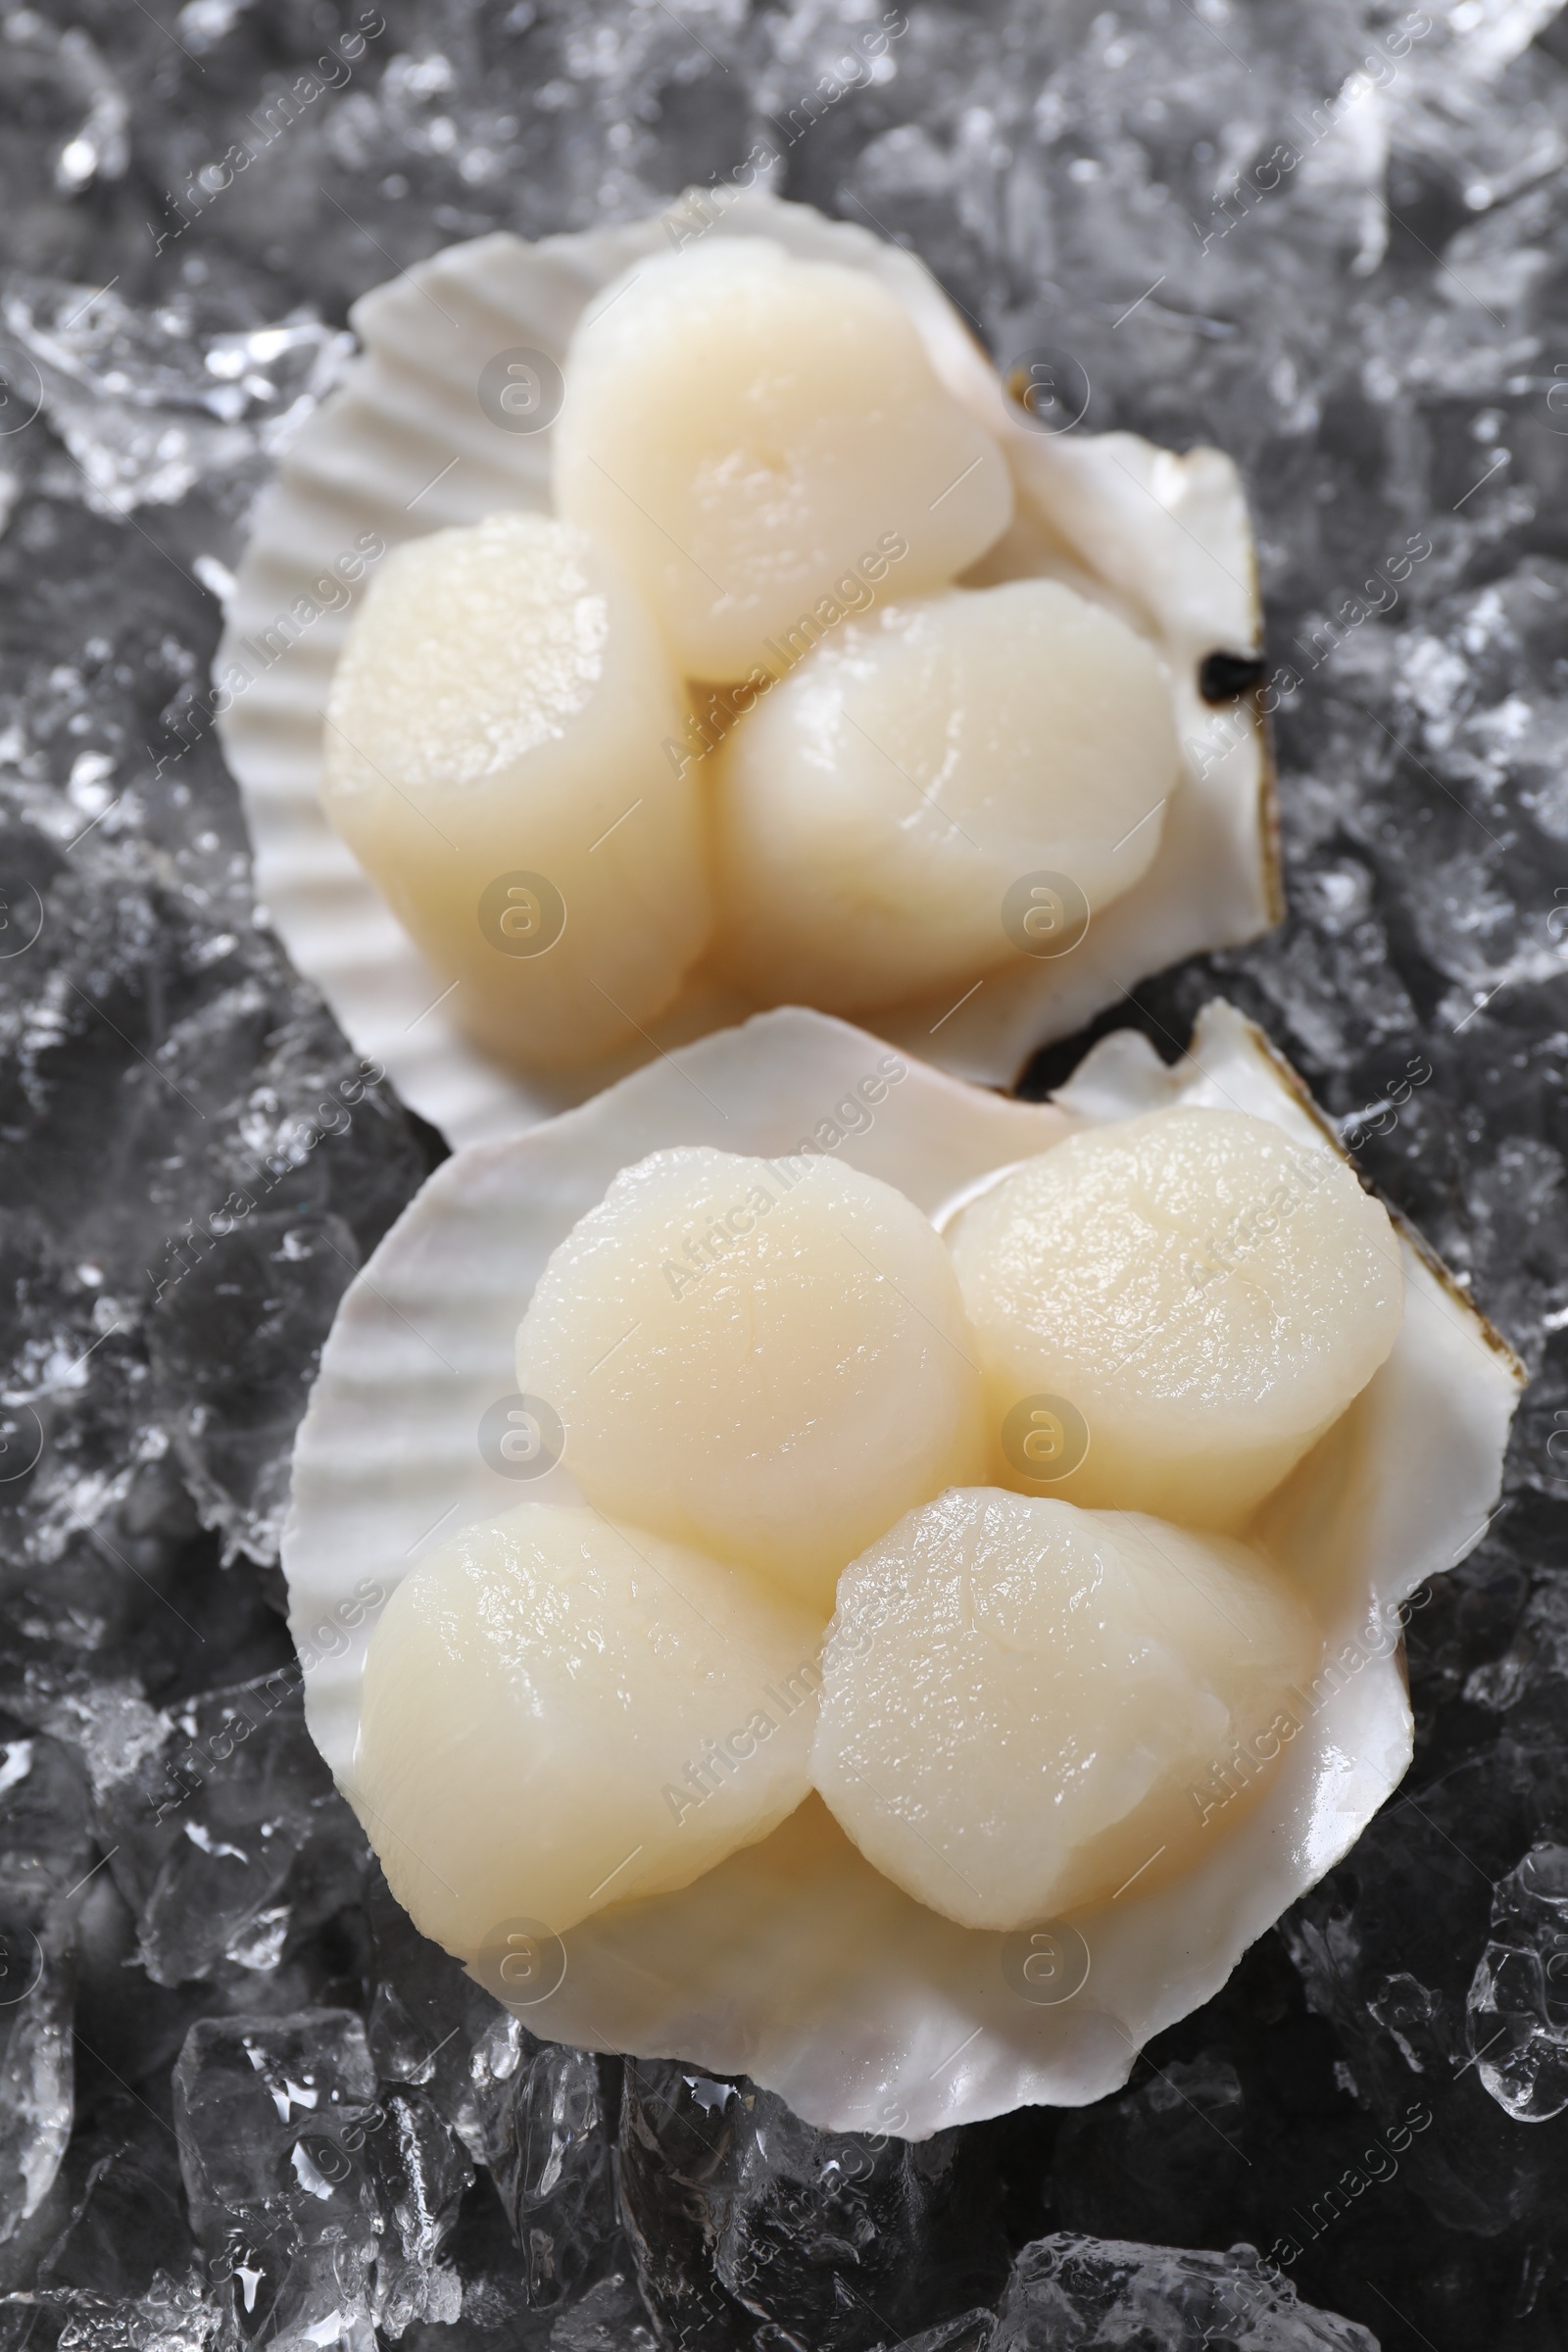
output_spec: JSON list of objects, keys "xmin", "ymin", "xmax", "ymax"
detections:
[{"xmin": 1, "ymin": 3, "xmax": 1567, "ymax": 2347}]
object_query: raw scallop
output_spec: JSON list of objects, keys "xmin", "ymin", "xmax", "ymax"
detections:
[
  {"xmin": 552, "ymin": 238, "xmax": 1012, "ymax": 679},
  {"xmin": 810, "ymin": 1489, "xmax": 1321, "ymax": 1930},
  {"xmin": 949, "ymin": 1105, "xmax": 1404, "ymax": 1529},
  {"xmin": 353, "ymin": 1501, "xmax": 823, "ymax": 1956},
  {"xmin": 224, "ymin": 196, "xmax": 1280, "ymax": 1140},
  {"xmin": 712, "ymin": 580, "xmax": 1180, "ymax": 1014},
  {"xmin": 285, "ymin": 1000, "xmax": 1521, "ymax": 2133},
  {"xmin": 514, "ymin": 1144, "xmax": 987, "ymax": 1614},
  {"xmin": 320, "ymin": 512, "xmax": 710, "ymax": 1072}
]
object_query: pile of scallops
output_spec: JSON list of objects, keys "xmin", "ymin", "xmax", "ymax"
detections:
[
  {"xmin": 320, "ymin": 238, "xmax": 1185, "ymax": 1072},
  {"xmin": 354, "ymin": 1100, "xmax": 1406, "ymax": 1961}
]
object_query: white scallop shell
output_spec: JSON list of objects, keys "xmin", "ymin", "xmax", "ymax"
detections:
[
  {"xmin": 284, "ymin": 1000, "xmax": 1522, "ymax": 2136},
  {"xmin": 218, "ymin": 191, "xmax": 1279, "ymax": 1151}
]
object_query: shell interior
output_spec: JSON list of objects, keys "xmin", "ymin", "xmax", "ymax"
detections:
[
  {"xmin": 282, "ymin": 1000, "xmax": 1521, "ymax": 2135},
  {"xmin": 217, "ymin": 191, "xmax": 1277, "ymax": 1150}
]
